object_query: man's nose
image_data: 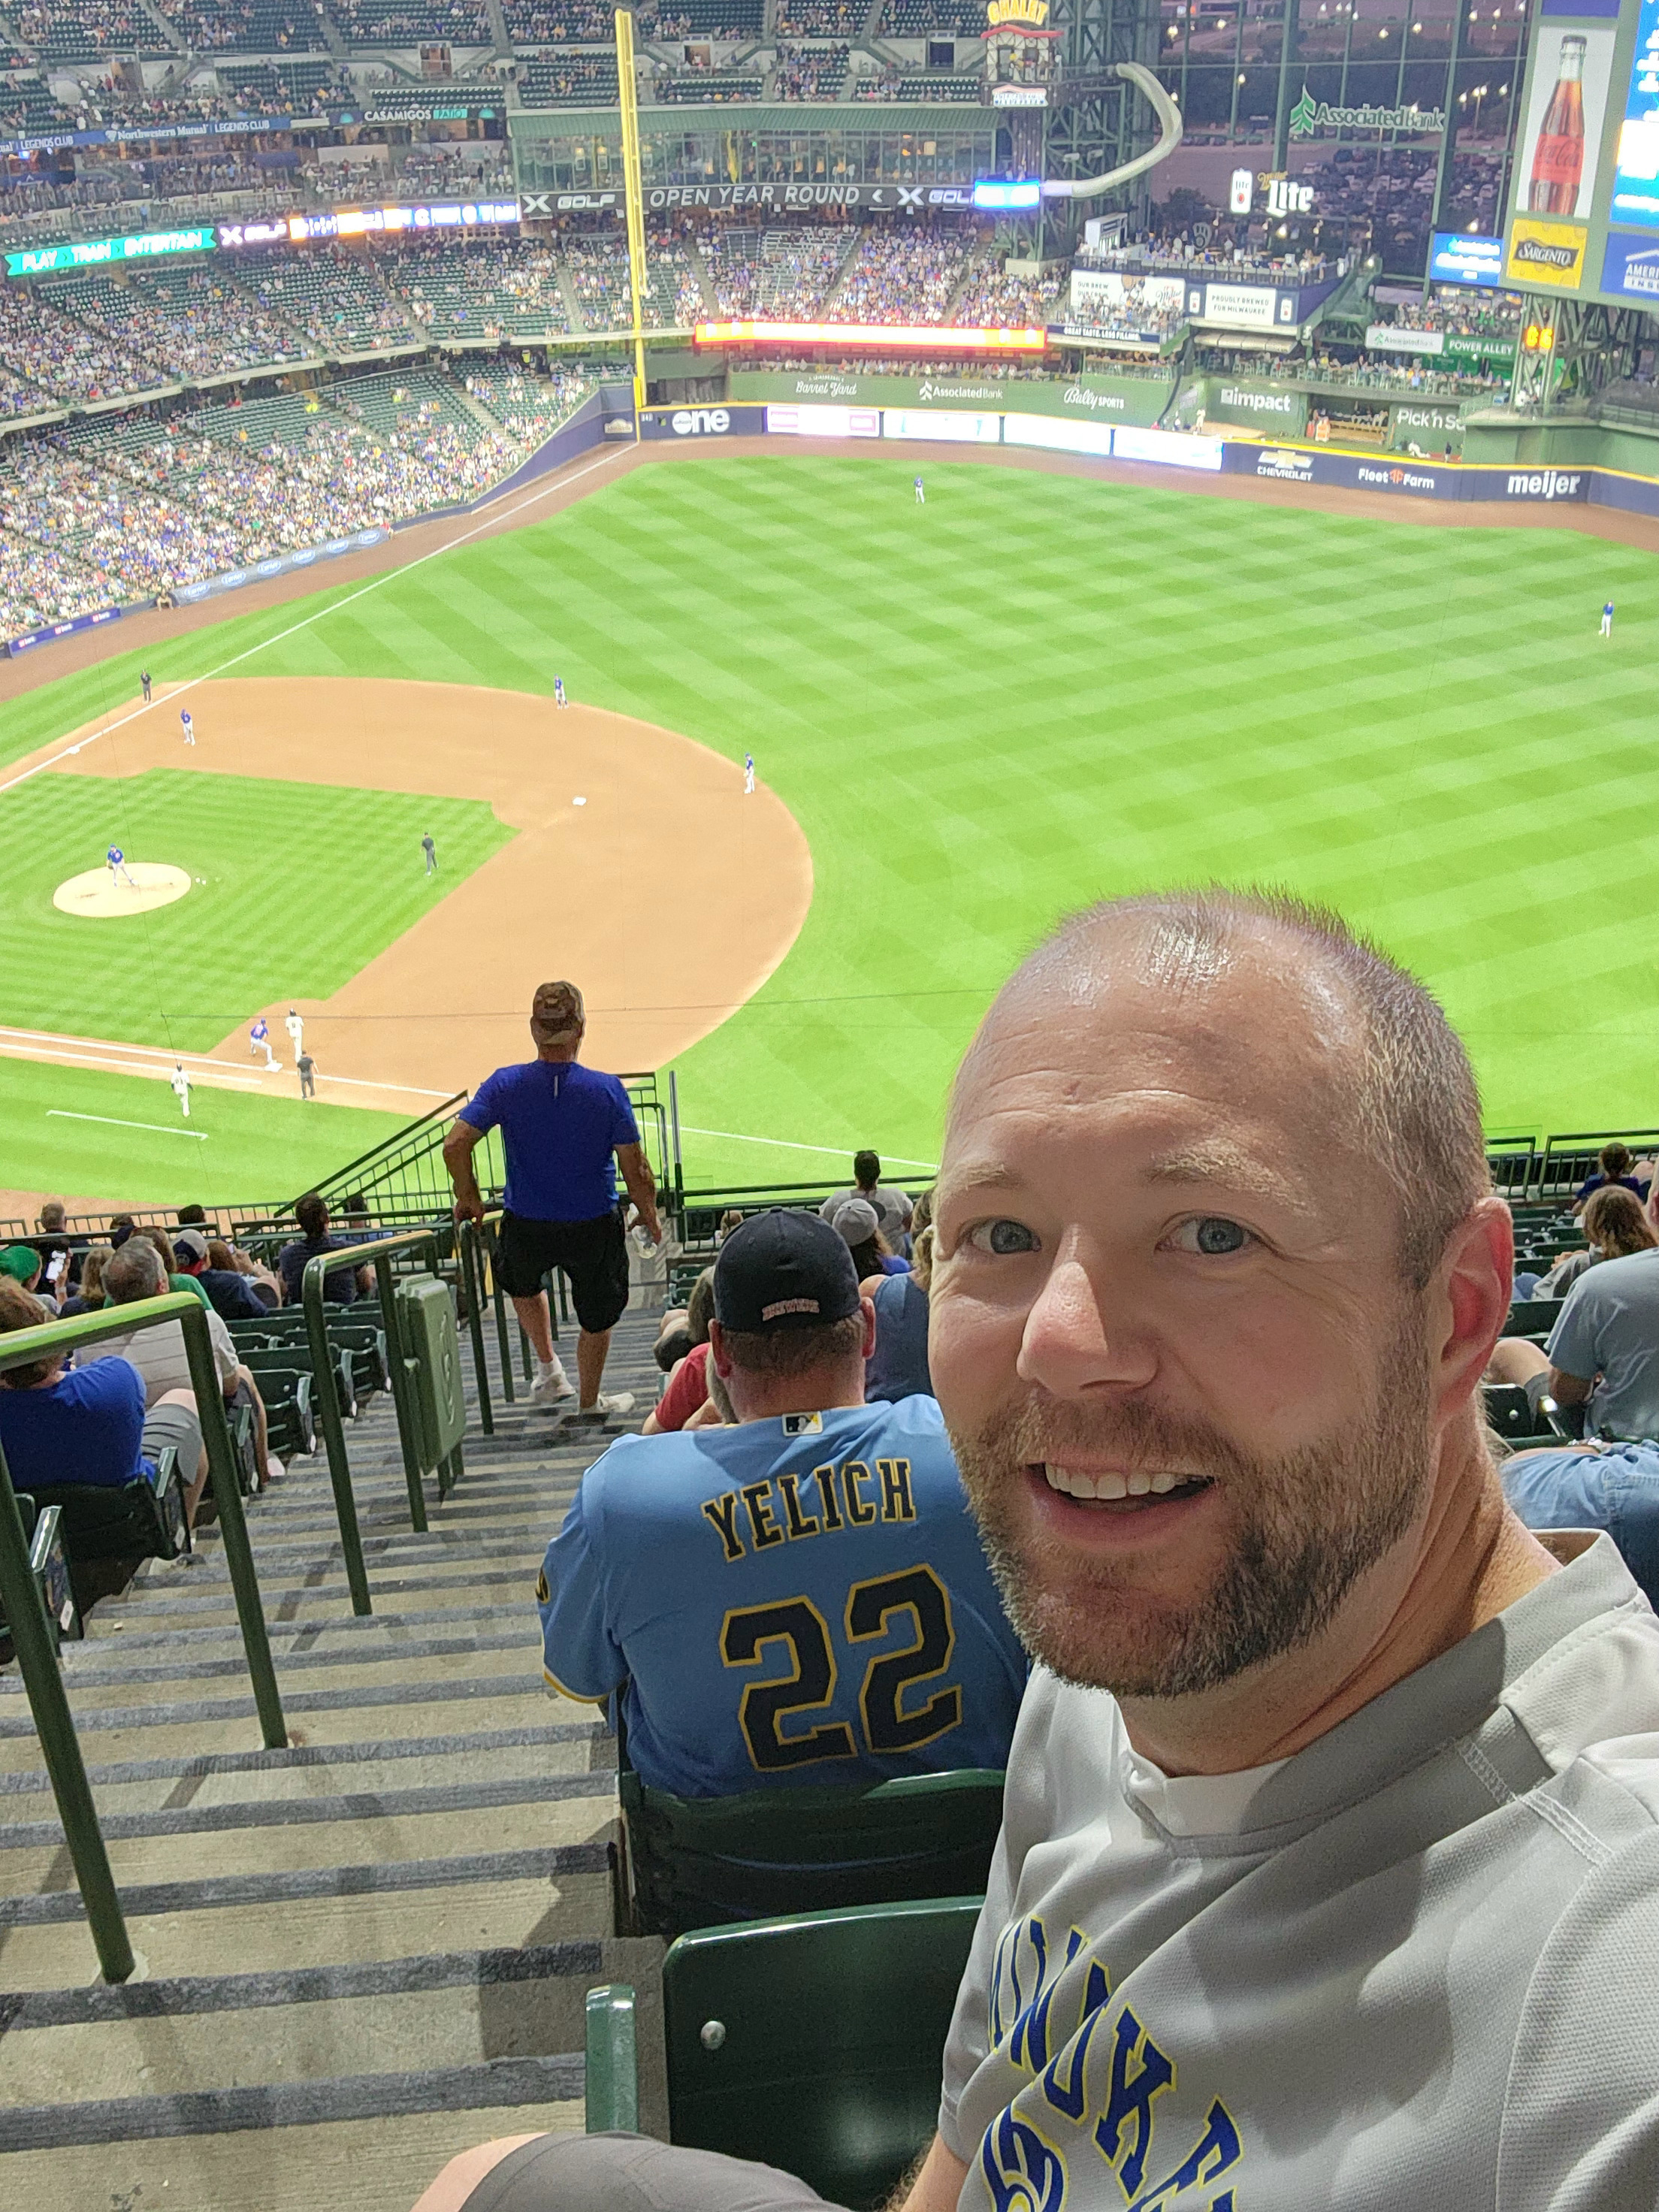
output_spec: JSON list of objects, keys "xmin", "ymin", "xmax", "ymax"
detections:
[{"xmin": 1016, "ymin": 1249, "xmax": 1157, "ymax": 1398}]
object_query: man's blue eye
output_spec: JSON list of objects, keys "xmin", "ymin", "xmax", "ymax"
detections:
[
  {"xmin": 1193, "ymin": 1217, "xmax": 1248, "ymax": 1255},
  {"xmin": 969, "ymin": 1219, "xmax": 1039, "ymax": 1256}
]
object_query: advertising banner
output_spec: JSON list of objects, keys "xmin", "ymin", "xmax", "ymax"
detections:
[
  {"xmin": 1600, "ymin": 228, "xmax": 1659, "ymax": 293},
  {"xmin": 1428, "ymin": 231, "xmax": 1505, "ymax": 285},
  {"xmin": 1611, "ymin": 0, "xmax": 1659, "ymax": 224},
  {"xmin": 1194, "ymin": 283, "xmax": 1282, "ymax": 330},
  {"xmin": 638, "ymin": 403, "xmax": 768, "ymax": 439},
  {"xmin": 766, "ymin": 403, "xmax": 881, "ymax": 437},
  {"xmin": 1517, "ymin": 18, "xmax": 1616, "ymax": 225},
  {"xmin": 882, "ymin": 408, "xmax": 1002, "ymax": 443},
  {"xmin": 645, "ymin": 183, "xmax": 979, "ymax": 215},
  {"xmin": 1068, "ymin": 267, "xmax": 1186, "ymax": 328},
  {"xmin": 7, "ymin": 601, "xmax": 140, "ymax": 654},
  {"xmin": 1228, "ymin": 443, "xmax": 1452, "ymax": 497},
  {"xmin": 1203, "ymin": 378, "xmax": 1309, "ymax": 435},
  {"xmin": 727, "ymin": 367, "xmax": 1172, "ymax": 427},
  {"xmin": 5, "ymin": 226, "xmax": 215, "ymax": 278},
  {"xmin": 1506, "ymin": 214, "xmax": 1591, "ymax": 287},
  {"xmin": 1002, "ymin": 414, "xmax": 1117, "ymax": 457},
  {"xmin": 1366, "ymin": 324, "xmax": 1446, "ymax": 355},
  {"xmin": 1113, "ymin": 427, "xmax": 1225, "ymax": 471},
  {"xmin": 1388, "ymin": 399, "xmax": 1467, "ymax": 451}
]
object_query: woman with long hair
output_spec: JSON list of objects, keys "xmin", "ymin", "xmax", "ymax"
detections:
[
  {"xmin": 864, "ymin": 1189, "xmax": 934, "ymax": 1404},
  {"xmin": 1540, "ymin": 1184, "xmax": 1658, "ymax": 1297}
]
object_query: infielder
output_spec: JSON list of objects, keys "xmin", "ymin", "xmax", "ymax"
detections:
[
  {"xmin": 554, "ymin": 676, "xmax": 567, "ymax": 709},
  {"xmin": 171, "ymin": 1062, "xmax": 192, "ymax": 1120},
  {"xmin": 106, "ymin": 844, "xmax": 136, "ymax": 887},
  {"xmin": 180, "ymin": 708, "xmax": 195, "ymax": 745},
  {"xmin": 1601, "ymin": 600, "xmax": 1615, "ymax": 637},
  {"xmin": 743, "ymin": 751, "xmax": 755, "ymax": 796},
  {"xmin": 140, "ymin": 669, "xmax": 152, "ymax": 704},
  {"xmin": 285, "ymin": 1006, "xmax": 304, "ymax": 1056},
  {"xmin": 422, "ymin": 832, "xmax": 437, "ymax": 876},
  {"xmin": 914, "ymin": 475, "xmax": 925, "ymax": 504},
  {"xmin": 249, "ymin": 1017, "xmax": 277, "ymax": 1069}
]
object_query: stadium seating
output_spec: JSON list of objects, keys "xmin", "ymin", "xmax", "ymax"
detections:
[
  {"xmin": 22, "ymin": 1449, "xmax": 190, "ymax": 1613},
  {"xmin": 503, "ymin": 0, "xmax": 614, "ymax": 38},
  {"xmin": 518, "ymin": 51, "xmax": 621, "ymax": 102},
  {"xmin": 588, "ymin": 1898, "xmax": 981, "ymax": 2205},
  {"xmin": 703, "ymin": 225, "xmax": 854, "ymax": 318},
  {"xmin": 615, "ymin": 1745, "xmax": 1005, "ymax": 1936},
  {"xmin": 328, "ymin": 0, "xmax": 491, "ymax": 39},
  {"xmin": 655, "ymin": 68, "xmax": 765, "ymax": 101},
  {"xmin": 0, "ymin": 1494, "xmax": 78, "ymax": 1651},
  {"xmin": 834, "ymin": 228, "xmax": 970, "ymax": 322}
]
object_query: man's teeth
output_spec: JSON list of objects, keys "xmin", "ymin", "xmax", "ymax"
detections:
[{"xmin": 1042, "ymin": 1464, "xmax": 1189, "ymax": 1501}]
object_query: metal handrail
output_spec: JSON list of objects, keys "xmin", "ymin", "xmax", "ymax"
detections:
[
  {"xmin": 301, "ymin": 1226, "xmax": 454, "ymax": 1614},
  {"xmin": 0, "ymin": 1292, "xmax": 286, "ymax": 1983},
  {"xmin": 456, "ymin": 1209, "xmax": 512, "ymax": 1437}
]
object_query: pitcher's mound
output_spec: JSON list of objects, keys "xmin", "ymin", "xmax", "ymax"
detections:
[{"xmin": 54, "ymin": 863, "xmax": 192, "ymax": 917}]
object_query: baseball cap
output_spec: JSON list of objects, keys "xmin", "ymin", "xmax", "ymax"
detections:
[
  {"xmin": 830, "ymin": 1197, "xmax": 881, "ymax": 1247},
  {"xmin": 530, "ymin": 980, "xmax": 585, "ymax": 1044},
  {"xmin": 173, "ymin": 1228, "xmax": 209, "ymax": 1265},
  {"xmin": 714, "ymin": 1210, "xmax": 860, "ymax": 1334},
  {"xmin": 0, "ymin": 1246, "xmax": 41, "ymax": 1284}
]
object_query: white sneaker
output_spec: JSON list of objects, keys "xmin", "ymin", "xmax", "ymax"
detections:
[
  {"xmin": 576, "ymin": 1392, "xmax": 635, "ymax": 1421},
  {"xmin": 528, "ymin": 1363, "xmax": 575, "ymax": 1407}
]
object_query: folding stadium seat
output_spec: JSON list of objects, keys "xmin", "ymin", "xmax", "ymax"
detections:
[
  {"xmin": 585, "ymin": 1897, "xmax": 981, "ymax": 2208},
  {"xmin": 1506, "ymin": 1298, "xmax": 1565, "ymax": 1343},
  {"xmin": 613, "ymin": 1716, "xmax": 1004, "ymax": 1939},
  {"xmin": 0, "ymin": 1492, "xmax": 80, "ymax": 1651},
  {"xmin": 236, "ymin": 1349, "xmax": 325, "ymax": 1452},
  {"xmin": 22, "ymin": 1449, "xmax": 189, "ymax": 1613},
  {"xmin": 1482, "ymin": 1382, "xmax": 1555, "ymax": 1443}
]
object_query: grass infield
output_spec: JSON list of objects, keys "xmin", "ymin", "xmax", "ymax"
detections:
[{"xmin": 4, "ymin": 452, "xmax": 1657, "ymax": 1198}]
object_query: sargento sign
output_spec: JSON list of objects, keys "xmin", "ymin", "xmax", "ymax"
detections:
[
  {"xmin": 694, "ymin": 319, "xmax": 1047, "ymax": 355},
  {"xmin": 5, "ymin": 225, "xmax": 215, "ymax": 276},
  {"xmin": 648, "ymin": 183, "xmax": 978, "ymax": 213},
  {"xmin": 1504, "ymin": 215, "xmax": 1587, "ymax": 289}
]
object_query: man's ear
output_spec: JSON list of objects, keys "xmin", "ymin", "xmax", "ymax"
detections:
[
  {"xmin": 708, "ymin": 1319, "xmax": 735, "ymax": 1380},
  {"xmin": 860, "ymin": 1297, "xmax": 878, "ymax": 1361},
  {"xmin": 1429, "ymin": 1195, "xmax": 1513, "ymax": 1425}
]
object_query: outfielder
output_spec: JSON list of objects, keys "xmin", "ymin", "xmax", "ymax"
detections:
[
  {"xmin": 744, "ymin": 751, "xmax": 755, "ymax": 796},
  {"xmin": 1601, "ymin": 600, "xmax": 1615, "ymax": 637},
  {"xmin": 106, "ymin": 844, "xmax": 136, "ymax": 887},
  {"xmin": 422, "ymin": 832, "xmax": 437, "ymax": 876},
  {"xmin": 180, "ymin": 708, "xmax": 195, "ymax": 745},
  {"xmin": 914, "ymin": 475, "xmax": 925, "ymax": 504},
  {"xmin": 171, "ymin": 1062, "xmax": 192, "ymax": 1120},
  {"xmin": 554, "ymin": 676, "xmax": 567, "ymax": 709},
  {"xmin": 249, "ymin": 1017, "xmax": 277, "ymax": 1070}
]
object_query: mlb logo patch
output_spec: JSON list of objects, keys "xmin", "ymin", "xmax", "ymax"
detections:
[{"xmin": 781, "ymin": 1412, "xmax": 824, "ymax": 1437}]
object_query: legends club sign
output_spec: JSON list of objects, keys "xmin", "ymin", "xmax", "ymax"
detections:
[{"xmin": 1288, "ymin": 89, "xmax": 1445, "ymax": 137}]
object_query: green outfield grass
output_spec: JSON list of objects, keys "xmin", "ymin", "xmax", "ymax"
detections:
[
  {"xmin": 5, "ymin": 451, "xmax": 1659, "ymax": 1200},
  {"xmin": 0, "ymin": 769, "xmax": 513, "ymax": 1051}
]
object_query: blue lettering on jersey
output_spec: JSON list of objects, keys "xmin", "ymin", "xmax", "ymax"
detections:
[{"xmin": 979, "ymin": 1915, "xmax": 1243, "ymax": 2211}]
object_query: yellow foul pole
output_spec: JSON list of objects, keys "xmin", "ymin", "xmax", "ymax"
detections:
[{"xmin": 615, "ymin": 7, "xmax": 648, "ymax": 434}]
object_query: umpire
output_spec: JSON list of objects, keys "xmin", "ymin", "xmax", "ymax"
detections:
[{"xmin": 445, "ymin": 981, "xmax": 660, "ymax": 1420}]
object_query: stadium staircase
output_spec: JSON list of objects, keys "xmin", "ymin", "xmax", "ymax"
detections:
[{"xmin": 0, "ymin": 1312, "xmax": 668, "ymax": 2210}]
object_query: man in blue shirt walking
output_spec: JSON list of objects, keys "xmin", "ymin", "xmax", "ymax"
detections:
[
  {"xmin": 539, "ymin": 1208, "xmax": 1025, "ymax": 1795},
  {"xmin": 444, "ymin": 980, "xmax": 660, "ymax": 1419}
]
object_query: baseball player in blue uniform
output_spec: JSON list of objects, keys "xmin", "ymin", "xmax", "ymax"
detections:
[
  {"xmin": 106, "ymin": 844, "xmax": 136, "ymax": 887},
  {"xmin": 554, "ymin": 675, "xmax": 567, "ymax": 709},
  {"xmin": 1601, "ymin": 600, "xmax": 1615, "ymax": 637},
  {"xmin": 249, "ymin": 1017, "xmax": 276, "ymax": 1069},
  {"xmin": 539, "ymin": 1210, "xmax": 1025, "ymax": 1796},
  {"xmin": 180, "ymin": 708, "xmax": 195, "ymax": 745},
  {"xmin": 914, "ymin": 474, "xmax": 925, "ymax": 504},
  {"xmin": 743, "ymin": 751, "xmax": 755, "ymax": 795}
]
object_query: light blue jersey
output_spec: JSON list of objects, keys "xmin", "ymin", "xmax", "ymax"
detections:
[{"xmin": 539, "ymin": 1395, "xmax": 1026, "ymax": 1798}]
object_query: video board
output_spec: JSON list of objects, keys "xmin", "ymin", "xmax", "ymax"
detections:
[{"xmin": 1504, "ymin": 0, "xmax": 1659, "ymax": 310}]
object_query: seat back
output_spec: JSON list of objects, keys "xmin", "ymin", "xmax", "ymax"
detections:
[
  {"xmin": 663, "ymin": 1898, "xmax": 981, "ymax": 2210},
  {"xmin": 27, "ymin": 1467, "xmax": 183, "ymax": 1564},
  {"xmin": 1483, "ymin": 1382, "xmax": 1549, "ymax": 1441},
  {"xmin": 619, "ymin": 1760, "xmax": 1005, "ymax": 1939},
  {"xmin": 1506, "ymin": 1298, "xmax": 1564, "ymax": 1341}
]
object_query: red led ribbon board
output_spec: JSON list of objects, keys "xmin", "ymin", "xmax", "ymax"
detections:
[{"xmin": 693, "ymin": 319, "xmax": 1049, "ymax": 355}]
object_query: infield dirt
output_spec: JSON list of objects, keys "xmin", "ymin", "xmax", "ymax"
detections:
[{"xmin": 5, "ymin": 677, "xmax": 812, "ymax": 1108}]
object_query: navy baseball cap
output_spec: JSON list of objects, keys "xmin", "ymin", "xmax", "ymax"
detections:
[{"xmin": 714, "ymin": 1210, "xmax": 861, "ymax": 1333}]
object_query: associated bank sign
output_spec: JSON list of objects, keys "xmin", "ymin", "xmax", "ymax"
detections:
[{"xmin": 1288, "ymin": 88, "xmax": 1444, "ymax": 135}]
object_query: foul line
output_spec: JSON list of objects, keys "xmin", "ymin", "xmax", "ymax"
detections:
[
  {"xmin": 0, "ymin": 441, "xmax": 633, "ymax": 796},
  {"xmin": 49, "ymin": 1111, "xmax": 207, "ymax": 1141},
  {"xmin": 681, "ymin": 1124, "xmax": 939, "ymax": 1172}
]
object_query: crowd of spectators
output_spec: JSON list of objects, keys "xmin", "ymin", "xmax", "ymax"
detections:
[
  {"xmin": 775, "ymin": 0, "xmax": 861, "ymax": 29},
  {"xmin": 834, "ymin": 226, "xmax": 969, "ymax": 322},
  {"xmin": 952, "ymin": 258, "xmax": 1062, "ymax": 328},
  {"xmin": 703, "ymin": 222, "xmax": 851, "ymax": 318},
  {"xmin": 1390, "ymin": 292, "xmax": 1522, "ymax": 341},
  {"xmin": 503, "ymin": 0, "xmax": 613, "ymax": 37},
  {"xmin": 773, "ymin": 41, "xmax": 848, "ymax": 98}
]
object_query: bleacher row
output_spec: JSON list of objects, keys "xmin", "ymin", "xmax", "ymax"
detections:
[{"xmin": 0, "ymin": 353, "xmax": 603, "ymax": 633}]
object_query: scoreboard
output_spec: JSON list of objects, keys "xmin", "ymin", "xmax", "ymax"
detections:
[{"xmin": 1505, "ymin": 0, "xmax": 1659, "ymax": 308}]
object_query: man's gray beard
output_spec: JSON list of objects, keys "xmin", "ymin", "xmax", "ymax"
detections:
[{"xmin": 948, "ymin": 1313, "xmax": 1434, "ymax": 1700}]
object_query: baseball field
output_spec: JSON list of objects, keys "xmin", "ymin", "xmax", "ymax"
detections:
[{"xmin": 4, "ymin": 443, "xmax": 1657, "ymax": 1207}]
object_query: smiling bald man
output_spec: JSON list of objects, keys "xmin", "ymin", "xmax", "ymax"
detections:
[{"xmin": 412, "ymin": 887, "xmax": 1659, "ymax": 2212}]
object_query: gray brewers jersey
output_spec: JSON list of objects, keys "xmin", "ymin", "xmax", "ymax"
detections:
[{"xmin": 940, "ymin": 1533, "xmax": 1659, "ymax": 2210}]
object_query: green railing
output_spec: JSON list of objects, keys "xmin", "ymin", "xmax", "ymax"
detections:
[
  {"xmin": 301, "ymin": 1226, "xmax": 468, "ymax": 1614},
  {"xmin": 0, "ymin": 1292, "xmax": 286, "ymax": 1983}
]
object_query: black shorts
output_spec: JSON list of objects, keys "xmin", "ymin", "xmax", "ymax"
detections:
[{"xmin": 496, "ymin": 1207, "xmax": 630, "ymax": 1333}]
